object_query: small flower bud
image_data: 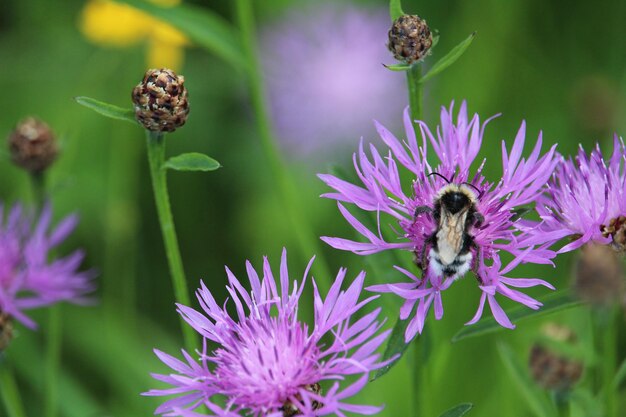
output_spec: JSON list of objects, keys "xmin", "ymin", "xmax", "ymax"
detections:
[
  {"xmin": 388, "ymin": 15, "xmax": 433, "ymax": 64},
  {"xmin": 0, "ymin": 312, "xmax": 13, "ymax": 352},
  {"xmin": 8, "ymin": 117, "xmax": 58, "ymax": 174},
  {"xmin": 131, "ymin": 68, "xmax": 189, "ymax": 132},
  {"xmin": 528, "ymin": 324, "xmax": 583, "ymax": 391},
  {"xmin": 575, "ymin": 243, "xmax": 624, "ymax": 306}
]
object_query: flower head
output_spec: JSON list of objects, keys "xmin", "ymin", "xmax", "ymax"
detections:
[
  {"xmin": 0, "ymin": 204, "xmax": 94, "ymax": 330},
  {"xmin": 145, "ymin": 249, "xmax": 390, "ymax": 417},
  {"xmin": 319, "ymin": 102, "xmax": 559, "ymax": 340},
  {"xmin": 535, "ymin": 136, "xmax": 626, "ymax": 253},
  {"xmin": 79, "ymin": 0, "xmax": 188, "ymax": 70},
  {"xmin": 8, "ymin": 117, "xmax": 58, "ymax": 175},
  {"xmin": 261, "ymin": 3, "xmax": 406, "ymax": 156}
]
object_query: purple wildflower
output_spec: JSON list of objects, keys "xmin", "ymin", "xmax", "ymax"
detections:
[
  {"xmin": 535, "ymin": 135, "xmax": 626, "ymax": 253},
  {"xmin": 261, "ymin": 3, "xmax": 406, "ymax": 156},
  {"xmin": 319, "ymin": 101, "xmax": 560, "ymax": 341},
  {"xmin": 0, "ymin": 203, "xmax": 94, "ymax": 328},
  {"xmin": 145, "ymin": 249, "xmax": 390, "ymax": 417}
]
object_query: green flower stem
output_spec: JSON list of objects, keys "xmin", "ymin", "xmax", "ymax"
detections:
[
  {"xmin": 146, "ymin": 130, "xmax": 198, "ymax": 352},
  {"xmin": 407, "ymin": 63, "xmax": 424, "ymax": 124},
  {"xmin": 44, "ymin": 306, "xmax": 61, "ymax": 417},
  {"xmin": 406, "ymin": 62, "xmax": 424, "ymax": 417},
  {"xmin": 30, "ymin": 173, "xmax": 61, "ymax": 417},
  {"xmin": 599, "ymin": 307, "xmax": 617, "ymax": 417},
  {"xmin": 234, "ymin": 0, "xmax": 332, "ymax": 293},
  {"xmin": 0, "ymin": 363, "xmax": 27, "ymax": 417}
]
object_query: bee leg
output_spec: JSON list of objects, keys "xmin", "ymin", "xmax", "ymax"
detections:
[
  {"xmin": 470, "ymin": 241, "xmax": 483, "ymax": 284},
  {"xmin": 414, "ymin": 205, "xmax": 432, "ymax": 217},
  {"xmin": 472, "ymin": 212, "xmax": 485, "ymax": 228},
  {"xmin": 415, "ymin": 234, "xmax": 435, "ymax": 271}
]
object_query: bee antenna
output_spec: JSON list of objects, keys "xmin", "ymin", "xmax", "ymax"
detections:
[
  {"xmin": 427, "ymin": 172, "xmax": 451, "ymax": 183},
  {"xmin": 462, "ymin": 182, "xmax": 482, "ymax": 197}
]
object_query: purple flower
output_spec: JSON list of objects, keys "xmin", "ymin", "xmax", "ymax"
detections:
[
  {"xmin": 535, "ymin": 135, "xmax": 626, "ymax": 253},
  {"xmin": 319, "ymin": 101, "xmax": 559, "ymax": 341},
  {"xmin": 145, "ymin": 249, "xmax": 391, "ymax": 417},
  {"xmin": 261, "ymin": 3, "xmax": 406, "ymax": 156},
  {"xmin": 0, "ymin": 203, "xmax": 94, "ymax": 328}
]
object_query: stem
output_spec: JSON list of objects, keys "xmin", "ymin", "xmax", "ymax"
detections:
[
  {"xmin": 30, "ymin": 172, "xmax": 60, "ymax": 417},
  {"xmin": 0, "ymin": 363, "xmax": 27, "ymax": 417},
  {"xmin": 406, "ymin": 64, "xmax": 424, "ymax": 125},
  {"xmin": 44, "ymin": 306, "xmax": 61, "ymax": 417},
  {"xmin": 405, "ymin": 62, "xmax": 425, "ymax": 417},
  {"xmin": 145, "ymin": 130, "xmax": 198, "ymax": 352},
  {"xmin": 598, "ymin": 307, "xmax": 617, "ymax": 417},
  {"xmin": 234, "ymin": 0, "xmax": 332, "ymax": 292}
]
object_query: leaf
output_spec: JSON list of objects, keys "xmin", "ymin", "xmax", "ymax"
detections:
[
  {"xmin": 117, "ymin": 0, "xmax": 246, "ymax": 69},
  {"xmin": 497, "ymin": 343, "xmax": 557, "ymax": 417},
  {"xmin": 74, "ymin": 96, "xmax": 137, "ymax": 124},
  {"xmin": 420, "ymin": 32, "xmax": 476, "ymax": 84},
  {"xmin": 613, "ymin": 356, "xmax": 626, "ymax": 388},
  {"xmin": 372, "ymin": 317, "xmax": 412, "ymax": 380},
  {"xmin": 438, "ymin": 403, "xmax": 474, "ymax": 417},
  {"xmin": 163, "ymin": 153, "xmax": 221, "ymax": 172},
  {"xmin": 452, "ymin": 291, "xmax": 583, "ymax": 342},
  {"xmin": 389, "ymin": 0, "xmax": 404, "ymax": 21},
  {"xmin": 383, "ymin": 63, "xmax": 412, "ymax": 72}
]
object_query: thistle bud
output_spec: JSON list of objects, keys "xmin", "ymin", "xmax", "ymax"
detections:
[
  {"xmin": 388, "ymin": 15, "xmax": 433, "ymax": 64},
  {"xmin": 575, "ymin": 243, "xmax": 624, "ymax": 306},
  {"xmin": 528, "ymin": 324, "xmax": 583, "ymax": 391},
  {"xmin": 8, "ymin": 117, "xmax": 58, "ymax": 174},
  {"xmin": 0, "ymin": 312, "xmax": 13, "ymax": 352},
  {"xmin": 131, "ymin": 68, "xmax": 189, "ymax": 133}
]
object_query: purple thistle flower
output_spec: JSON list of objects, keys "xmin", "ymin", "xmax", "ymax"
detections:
[
  {"xmin": 535, "ymin": 135, "xmax": 626, "ymax": 253},
  {"xmin": 319, "ymin": 101, "xmax": 560, "ymax": 341},
  {"xmin": 145, "ymin": 249, "xmax": 391, "ymax": 417},
  {"xmin": 0, "ymin": 203, "xmax": 94, "ymax": 328},
  {"xmin": 261, "ymin": 3, "xmax": 406, "ymax": 156}
]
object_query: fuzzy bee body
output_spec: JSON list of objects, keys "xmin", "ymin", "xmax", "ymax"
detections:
[{"xmin": 415, "ymin": 183, "xmax": 483, "ymax": 280}]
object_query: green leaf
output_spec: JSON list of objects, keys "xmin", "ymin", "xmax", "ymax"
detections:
[
  {"xmin": 383, "ymin": 63, "xmax": 412, "ymax": 72},
  {"xmin": 420, "ymin": 32, "xmax": 477, "ymax": 84},
  {"xmin": 497, "ymin": 343, "xmax": 557, "ymax": 417},
  {"xmin": 613, "ymin": 356, "xmax": 626, "ymax": 388},
  {"xmin": 452, "ymin": 291, "xmax": 583, "ymax": 343},
  {"xmin": 389, "ymin": 0, "xmax": 404, "ymax": 21},
  {"xmin": 438, "ymin": 403, "xmax": 474, "ymax": 417},
  {"xmin": 74, "ymin": 96, "xmax": 136, "ymax": 124},
  {"xmin": 372, "ymin": 317, "xmax": 412, "ymax": 380},
  {"xmin": 117, "ymin": 0, "xmax": 246, "ymax": 69},
  {"xmin": 163, "ymin": 152, "xmax": 221, "ymax": 172}
]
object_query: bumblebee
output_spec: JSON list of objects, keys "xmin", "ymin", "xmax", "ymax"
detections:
[{"xmin": 414, "ymin": 174, "xmax": 484, "ymax": 280}]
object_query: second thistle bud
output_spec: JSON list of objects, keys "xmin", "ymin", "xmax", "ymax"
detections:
[
  {"xmin": 388, "ymin": 15, "xmax": 433, "ymax": 64},
  {"xmin": 131, "ymin": 68, "xmax": 189, "ymax": 133},
  {"xmin": 8, "ymin": 117, "xmax": 58, "ymax": 174}
]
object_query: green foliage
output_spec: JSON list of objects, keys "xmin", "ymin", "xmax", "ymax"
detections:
[
  {"xmin": 452, "ymin": 291, "xmax": 583, "ymax": 342},
  {"xmin": 389, "ymin": 0, "xmax": 404, "ymax": 21},
  {"xmin": 163, "ymin": 152, "xmax": 221, "ymax": 172},
  {"xmin": 420, "ymin": 32, "xmax": 476, "ymax": 84},
  {"xmin": 497, "ymin": 343, "xmax": 557, "ymax": 417},
  {"xmin": 438, "ymin": 403, "xmax": 474, "ymax": 417},
  {"xmin": 74, "ymin": 96, "xmax": 137, "ymax": 124},
  {"xmin": 117, "ymin": 0, "xmax": 246, "ymax": 69},
  {"xmin": 372, "ymin": 318, "xmax": 413, "ymax": 380}
]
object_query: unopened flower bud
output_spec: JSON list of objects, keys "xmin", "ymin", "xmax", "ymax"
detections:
[
  {"xmin": 131, "ymin": 68, "xmax": 189, "ymax": 133},
  {"xmin": 8, "ymin": 117, "xmax": 58, "ymax": 174},
  {"xmin": 575, "ymin": 243, "xmax": 624, "ymax": 306},
  {"xmin": 388, "ymin": 15, "xmax": 433, "ymax": 64},
  {"xmin": 529, "ymin": 324, "xmax": 583, "ymax": 391},
  {"xmin": 0, "ymin": 312, "xmax": 13, "ymax": 352}
]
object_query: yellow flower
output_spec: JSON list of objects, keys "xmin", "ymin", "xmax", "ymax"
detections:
[{"xmin": 79, "ymin": 0, "xmax": 189, "ymax": 70}]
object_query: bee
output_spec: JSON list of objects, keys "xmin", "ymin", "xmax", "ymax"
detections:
[{"xmin": 414, "ymin": 173, "xmax": 484, "ymax": 280}]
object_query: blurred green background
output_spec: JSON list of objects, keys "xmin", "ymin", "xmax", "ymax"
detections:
[{"xmin": 0, "ymin": 0, "xmax": 625, "ymax": 416}]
